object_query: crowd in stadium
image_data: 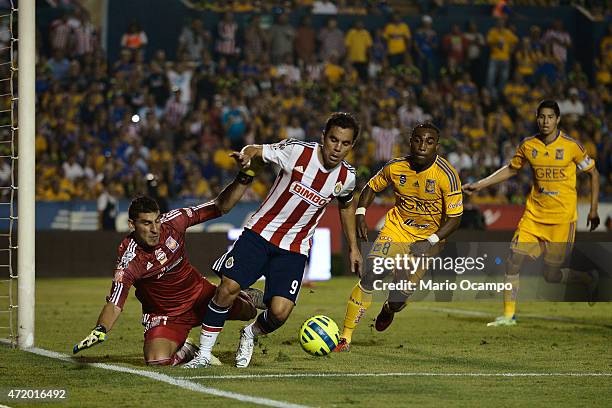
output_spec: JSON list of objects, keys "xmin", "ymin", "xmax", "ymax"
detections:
[{"xmin": 33, "ymin": 2, "xmax": 612, "ymax": 207}]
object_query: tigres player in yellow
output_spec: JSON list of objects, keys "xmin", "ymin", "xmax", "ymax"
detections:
[
  {"xmin": 335, "ymin": 123, "xmax": 463, "ymax": 352},
  {"xmin": 463, "ymin": 100, "xmax": 600, "ymax": 327}
]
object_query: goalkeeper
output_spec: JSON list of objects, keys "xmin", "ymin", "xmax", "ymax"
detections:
[{"xmin": 74, "ymin": 157, "xmax": 265, "ymax": 366}]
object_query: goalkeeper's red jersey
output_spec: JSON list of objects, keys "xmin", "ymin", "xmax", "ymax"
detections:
[{"xmin": 106, "ymin": 203, "xmax": 221, "ymax": 316}]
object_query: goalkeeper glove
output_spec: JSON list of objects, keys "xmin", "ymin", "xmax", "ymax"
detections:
[{"xmin": 73, "ymin": 324, "xmax": 107, "ymax": 354}]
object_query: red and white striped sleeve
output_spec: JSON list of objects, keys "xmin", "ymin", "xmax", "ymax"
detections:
[
  {"xmin": 160, "ymin": 203, "xmax": 222, "ymax": 232},
  {"xmin": 106, "ymin": 240, "xmax": 138, "ymax": 310},
  {"xmin": 261, "ymin": 139, "xmax": 302, "ymax": 172}
]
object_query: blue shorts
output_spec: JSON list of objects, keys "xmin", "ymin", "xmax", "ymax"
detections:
[{"xmin": 212, "ymin": 229, "xmax": 307, "ymax": 304}]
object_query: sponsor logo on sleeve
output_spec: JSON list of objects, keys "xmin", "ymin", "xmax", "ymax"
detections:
[{"xmin": 117, "ymin": 250, "xmax": 135, "ymax": 270}]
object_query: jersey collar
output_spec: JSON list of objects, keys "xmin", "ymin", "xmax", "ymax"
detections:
[
  {"xmin": 538, "ymin": 129, "xmax": 561, "ymax": 146},
  {"xmin": 408, "ymin": 154, "xmax": 438, "ymax": 174}
]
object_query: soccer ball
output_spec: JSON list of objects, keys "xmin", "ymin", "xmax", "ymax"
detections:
[{"xmin": 299, "ymin": 315, "xmax": 340, "ymax": 356}]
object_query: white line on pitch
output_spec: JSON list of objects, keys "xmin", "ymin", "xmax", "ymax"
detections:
[
  {"xmin": 414, "ymin": 306, "xmax": 612, "ymax": 327},
  {"xmin": 179, "ymin": 372, "xmax": 612, "ymax": 380},
  {"xmin": 20, "ymin": 347, "xmax": 311, "ymax": 408}
]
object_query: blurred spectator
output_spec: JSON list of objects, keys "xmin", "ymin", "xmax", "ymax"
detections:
[
  {"xmin": 47, "ymin": 50, "xmax": 70, "ymax": 80},
  {"xmin": 318, "ymin": 18, "xmax": 345, "ymax": 62},
  {"xmin": 600, "ymin": 24, "xmax": 612, "ymax": 65},
  {"xmin": 443, "ymin": 24, "xmax": 467, "ymax": 70},
  {"xmin": 312, "ymin": 0, "xmax": 338, "ymax": 15},
  {"xmin": 216, "ymin": 12, "xmax": 239, "ymax": 63},
  {"xmin": 559, "ymin": 88, "xmax": 585, "ymax": 121},
  {"xmin": 371, "ymin": 117, "xmax": 400, "ymax": 167},
  {"xmin": 514, "ymin": 37, "xmax": 541, "ymax": 84},
  {"xmin": 369, "ymin": 28, "xmax": 387, "ymax": 78},
  {"xmin": 486, "ymin": 17, "xmax": 517, "ymax": 97},
  {"xmin": 121, "ymin": 22, "xmax": 148, "ymax": 50},
  {"xmin": 178, "ymin": 19, "xmax": 211, "ymax": 62},
  {"xmin": 463, "ymin": 21, "xmax": 485, "ymax": 85},
  {"xmin": 345, "ymin": 20, "xmax": 372, "ymax": 81},
  {"xmin": 243, "ymin": 14, "xmax": 267, "ymax": 61},
  {"xmin": 448, "ymin": 144, "xmax": 473, "ymax": 172},
  {"xmin": 164, "ymin": 89, "xmax": 189, "ymax": 128},
  {"xmin": 72, "ymin": 8, "xmax": 98, "ymax": 56},
  {"xmin": 414, "ymin": 15, "xmax": 438, "ymax": 83},
  {"xmin": 269, "ymin": 13, "xmax": 295, "ymax": 64},
  {"xmin": 285, "ymin": 116, "xmax": 306, "ymax": 140},
  {"xmin": 542, "ymin": 19, "xmax": 571, "ymax": 70},
  {"xmin": 492, "ymin": 0, "xmax": 512, "ymax": 18},
  {"xmin": 49, "ymin": 13, "xmax": 72, "ymax": 53},
  {"xmin": 167, "ymin": 61, "xmax": 193, "ymax": 104},
  {"xmin": 295, "ymin": 16, "xmax": 316, "ymax": 63},
  {"xmin": 383, "ymin": 14, "xmax": 411, "ymax": 67},
  {"xmin": 398, "ymin": 92, "xmax": 428, "ymax": 130},
  {"xmin": 222, "ymin": 95, "xmax": 250, "ymax": 150},
  {"xmin": 323, "ymin": 53, "xmax": 345, "ymax": 83},
  {"xmin": 97, "ymin": 180, "xmax": 119, "ymax": 231}
]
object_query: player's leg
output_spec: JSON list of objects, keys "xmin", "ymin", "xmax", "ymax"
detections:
[
  {"xmin": 338, "ymin": 231, "xmax": 401, "ymax": 350},
  {"xmin": 542, "ymin": 222, "xmax": 599, "ymax": 301},
  {"xmin": 374, "ymin": 258, "xmax": 427, "ymax": 332},
  {"xmin": 488, "ymin": 224, "xmax": 537, "ymax": 326},
  {"xmin": 185, "ymin": 230, "xmax": 269, "ymax": 368},
  {"xmin": 144, "ymin": 322, "xmax": 199, "ymax": 366},
  {"xmin": 236, "ymin": 249, "xmax": 306, "ymax": 367}
]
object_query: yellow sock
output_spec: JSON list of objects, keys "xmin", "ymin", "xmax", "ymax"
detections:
[
  {"xmin": 341, "ymin": 283, "xmax": 372, "ymax": 343},
  {"xmin": 503, "ymin": 274, "xmax": 519, "ymax": 318}
]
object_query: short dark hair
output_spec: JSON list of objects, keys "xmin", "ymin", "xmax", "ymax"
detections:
[
  {"xmin": 536, "ymin": 99, "xmax": 560, "ymax": 117},
  {"xmin": 128, "ymin": 196, "xmax": 160, "ymax": 220},
  {"xmin": 411, "ymin": 122, "xmax": 441, "ymax": 139},
  {"xmin": 323, "ymin": 112, "xmax": 360, "ymax": 143}
]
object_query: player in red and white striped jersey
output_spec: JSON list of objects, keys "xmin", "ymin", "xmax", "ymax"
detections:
[
  {"xmin": 185, "ymin": 112, "xmax": 363, "ymax": 369},
  {"xmin": 73, "ymin": 170, "xmax": 263, "ymax": 366}
]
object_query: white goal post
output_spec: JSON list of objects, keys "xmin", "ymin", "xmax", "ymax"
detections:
[{"xmin": 17, "ymin": 0, "xmax": 35, "ymax": 349}]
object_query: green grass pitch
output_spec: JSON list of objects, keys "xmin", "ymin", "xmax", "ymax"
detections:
[{"xmin": 1, "ymin": 277, "xmax": 611, "ymax": 407}]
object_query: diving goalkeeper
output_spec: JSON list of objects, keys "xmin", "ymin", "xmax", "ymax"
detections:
[{"xmin": 73, "ymin": 165, "xmax": 264, "ymax": 366}]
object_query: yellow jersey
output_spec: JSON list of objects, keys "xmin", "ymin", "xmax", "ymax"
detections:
[
  {"xmin": 383, "ymin": 23, "xmax": 411, "ymax": 55},
  {"xmin": 368, "ymin": 156, "xmax": 463, "ymax": 239},
  {"xmin": 486, "ymin": 27, "xmax": 518, "ymax": 61},
  {"xmin": 345, "ymin": 28, "xmax": 373, "ymax": 63},
  {"xmin": 509, "ymin": 131, "xmax": 595, "ymax": 224}
]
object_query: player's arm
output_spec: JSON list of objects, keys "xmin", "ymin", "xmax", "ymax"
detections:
[
  {"xmin": 463, "ymin": 165, "xmax": 519, "ymax": 195},
  {"xmin": 584, "ymin": 165, "xmax": 600, "ymax": 231},
  {"xmin": 355, "ymin": 163, "xmax": 392, "ymax": 240},
  {"xmin": 435, "ymin": 215, "xmax": 462, "ymax": 241},
  {"xmin": 73, "ymin": 302, "xmax": 121, "ymax": 354},
  {"xmin": 355, "ymin": 184, "xmax": 377, "ymax": 241},
  {"xmin": 214, "ymin": 169, "xmax": 257, "ymax": 214},
  {"xmin": 463, "ymin": 142, "xmax": 527, "ymax": 196},
  {"xmin": 231, "ymin": 145, "xmax": 263, "ymax": 168},
  {"xmin": 339, "ymin": 195, "xmax": 362, "ymax": 276}
]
